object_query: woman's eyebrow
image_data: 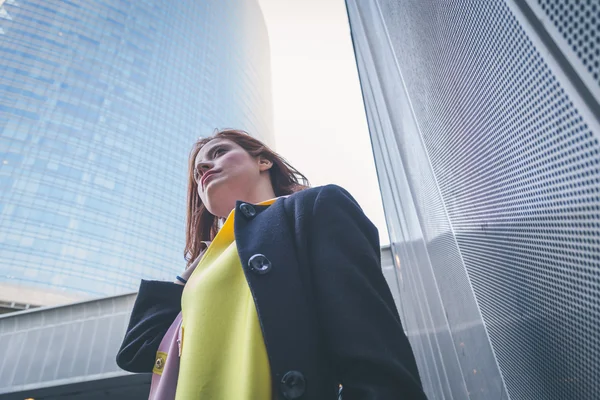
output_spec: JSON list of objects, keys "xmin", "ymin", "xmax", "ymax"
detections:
[{"xmin": 206, "ymin": 143, "xmax": 230, "ymax": 158}]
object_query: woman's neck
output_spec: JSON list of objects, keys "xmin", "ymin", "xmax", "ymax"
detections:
[{"xmin": 243, "ymin": 177, "xmax": 276, "ymax": 204}]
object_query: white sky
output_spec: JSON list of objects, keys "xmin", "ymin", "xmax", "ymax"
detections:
[{"xmin": 257, "ymin": 0, "xmax": 390, "ymax": 245}]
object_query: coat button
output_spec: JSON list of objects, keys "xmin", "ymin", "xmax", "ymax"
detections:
[
  {"xmin": 248, "ymin": 254, "xmax": 272, "ymax": 274},
  {"xmin": 280, "ymin": 371, "xmax": 306, "ymax": 399},
  {"xmin": 239, "ymin": 202, "xmax": 256, "ymax": 218}
]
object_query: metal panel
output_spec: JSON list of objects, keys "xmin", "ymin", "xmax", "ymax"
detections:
[
  {"xmin": 0, "ymin": 293, "xmax": 136, "ymax": 395},
  {"xmin": 346, "ymin": 0, "xmax": 600, "ymax": 399},
  {"xmin": 525, "ymin": 0, "xmax": 600, "ymax": 106}
]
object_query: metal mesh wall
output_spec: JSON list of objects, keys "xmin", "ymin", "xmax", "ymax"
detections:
[
  {"xmin": 534, "ymin": 0, "xmax": 600, "ymax": 88},
  {"xmin": 346, "ymin": 1, "xmax": 600, "ymax": 399}
]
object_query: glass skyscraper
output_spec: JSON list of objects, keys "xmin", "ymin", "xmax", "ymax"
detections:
[{"xmin": 0, "ymin": 0, "xmax": 273, "ymax": 306}]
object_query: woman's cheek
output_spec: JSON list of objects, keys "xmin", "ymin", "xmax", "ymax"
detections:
[
  {"xmin": 223, "ymin": 153, "xmax": 247, "ymax": 172},
  {"xmin": 228, "ymin": 151, "xmax": 245, "ymax": 163}
]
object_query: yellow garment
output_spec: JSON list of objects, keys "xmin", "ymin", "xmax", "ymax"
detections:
[{"xmin": 176, "ymin": 199, "xmax": 277, "ymax": 400}]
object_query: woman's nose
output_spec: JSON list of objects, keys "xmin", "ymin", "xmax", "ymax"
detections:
[{"xmin": 198, "ymin": 161, "xmax": 212, "ymax": 173}]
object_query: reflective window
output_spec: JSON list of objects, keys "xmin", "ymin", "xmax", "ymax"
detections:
[{"xmin": 0, "ymin": 0, "xmax": 273, "ymax": 303}]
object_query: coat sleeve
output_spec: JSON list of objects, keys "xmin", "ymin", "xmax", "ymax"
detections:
[
  {"xmin": 116, "ymin": 280, "xmax": 184, "ymax": 373},
  {"xmin": 308, "ymin": 185, "xmax": 427, "ymax": 399}
]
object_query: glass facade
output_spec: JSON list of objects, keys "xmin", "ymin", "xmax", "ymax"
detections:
[{"xmin": 0, "ymin": 0, "xmax": 273, "ymax": 302}]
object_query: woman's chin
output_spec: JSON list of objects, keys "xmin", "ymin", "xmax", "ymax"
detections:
[
  {"xmin": 203, "ymin": 176, "xmax": 225, "ymax": 197},
  {"xmin": 204, "ymin": 186, "xmax": 237, "ymax": 218}
]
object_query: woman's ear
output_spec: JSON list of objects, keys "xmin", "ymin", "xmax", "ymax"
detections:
[{"xmin": 258, "ymin": 156, "xmax": 273, "ymax": 172}]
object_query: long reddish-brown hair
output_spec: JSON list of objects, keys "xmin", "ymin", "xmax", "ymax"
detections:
[{"xmin": 184, "ymin": 129, "xmax": 309, "ymax": 266}]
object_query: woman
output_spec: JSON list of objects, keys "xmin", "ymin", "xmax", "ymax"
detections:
[{"xmin": 116, "ymin": 129, "xmax": 427, "ymax": 399}]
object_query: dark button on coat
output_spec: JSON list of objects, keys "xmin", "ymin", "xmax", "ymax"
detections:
[{"xmin": 239, "ymin": 202, "xmax": 257, "ymax": 218}]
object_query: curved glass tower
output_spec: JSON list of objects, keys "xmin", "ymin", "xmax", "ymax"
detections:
[{"xmin": 0, "ymin": 0, "xmax": 273, "ymax": 306}]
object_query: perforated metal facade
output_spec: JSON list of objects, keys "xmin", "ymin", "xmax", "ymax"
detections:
[
  {"xmin": 346, "ymin": 1, "xmax": 600, "ymax": 399},
  {"xmin": 0, "ymin": 0, "xmax": 272, "ymax": 302},
  {"xmin": 529, "ymin": 0, "xmax": 600, "ymax": 100}
]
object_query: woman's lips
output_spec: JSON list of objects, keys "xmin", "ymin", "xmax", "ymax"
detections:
[{"xmin": 201, "ymin": 170, "xmax": 220, "ymax": 189}]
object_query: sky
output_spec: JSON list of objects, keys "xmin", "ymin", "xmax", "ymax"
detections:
[{"xmin": 257, "ymin": 0, "xmax": 390, "ymax": 245}]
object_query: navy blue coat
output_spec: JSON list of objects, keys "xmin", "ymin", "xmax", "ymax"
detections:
[{"xmin": 116, "ymin": 184, "xmax": 427, "ymax": 399}]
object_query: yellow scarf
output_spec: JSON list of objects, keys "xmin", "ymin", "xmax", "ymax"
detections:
[{"xmin": 176, "ymin": 199, "xmax": 277, "ymax": 399}]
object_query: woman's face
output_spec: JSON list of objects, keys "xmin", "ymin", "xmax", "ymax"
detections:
[{"xmin": 194, "ymin": 138, "xmax": 272, "ymax": 218}]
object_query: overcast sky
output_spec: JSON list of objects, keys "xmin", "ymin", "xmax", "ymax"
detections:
[{"xmin": 257, "ymin": 0, "xmax": 390, "ymax": 245}]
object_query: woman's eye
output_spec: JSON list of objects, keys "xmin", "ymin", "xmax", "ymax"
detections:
[{"xmin": 214, "ymin": 148, "xmax": 225, "ymax": 156}]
